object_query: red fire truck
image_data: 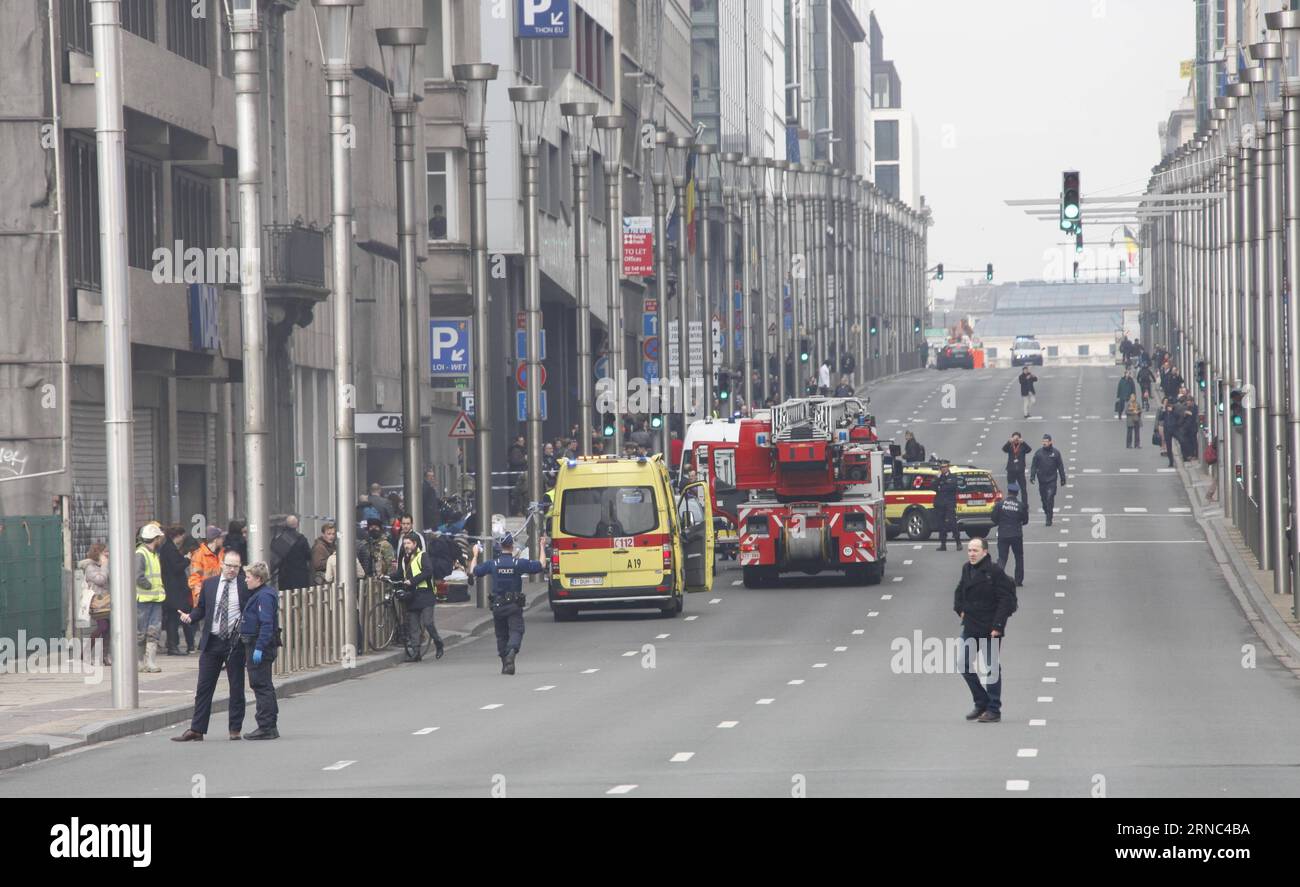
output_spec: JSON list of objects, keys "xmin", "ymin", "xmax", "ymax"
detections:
[{"xmin": 680, "ymin": 397, "xmax": 887, "ymax": 588}]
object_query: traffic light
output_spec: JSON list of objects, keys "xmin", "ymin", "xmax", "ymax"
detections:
[
  {"xmin": 913, "ymin": 318, "xmax": 921, "ymax": 334},
  {"xmin": 869, "ymin": 317, "xmax": 878, "ymax": 336},
  {"xmin": 799, "ymin": 338, "xmax": 810, "ymax": 363},
  {"xmin": 936, "ymin": 263, "xmax": 944, "ymax": 280},
  {"xmin": 1072, "ymin": 261, "xmax": 1079, "ymax": 280},
  {"xmin": 1196, "ymin": 360, "xmax": 1206, "ymax": 391},
  {"xmin": 1230, "ymin": 389, "xmax": 1244, "ymax": 427},
  {"xmin": 602, "ymin": 412, "xmax": 616, "ymax": 438},
  {"xmin": 718, "ymin": 371, "xmax": 730, "ymax": 401},
  {"xmin": 1075, "ymin": 231, "xmax": 1084, "ymax": 253},
  {"xmin": 1062, "ymin": 170, "xmax": 1081, "ymax": 222},
  {"xmin": 985, "ymin": 263, "xmax": 993, "ymax": 281},
  {"xmin": 651, "ymin": 414, "xmax": 664, "ymax": 430}
]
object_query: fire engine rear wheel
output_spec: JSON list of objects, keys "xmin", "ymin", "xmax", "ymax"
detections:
[
  {"xmin": 904, "ymin": 507, "xmax": 932, "ymax": 540},
  {"xmin": 742, "ymin": 566, "xmax": 771, "ymax": 588},
  {"xmin": 862, "ymin": 562, "xmax": 885, "ymax": 585}
]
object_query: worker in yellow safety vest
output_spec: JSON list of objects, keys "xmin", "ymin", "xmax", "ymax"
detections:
[{"xmin": 135, "ymin": 524, "xmax": 166, "ymax": 673}]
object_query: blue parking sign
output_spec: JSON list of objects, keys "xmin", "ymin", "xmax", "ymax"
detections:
[
  {"xmin": 517, "ymin": 390, "xmax": 548, "ymax": 421},
  {"xmin": 517, "ymin": 0, "xmax": 569, "ymax": 37},
  {"xmin": 430, "ymin": 318, "xmax": 471, "ymax": 376}
]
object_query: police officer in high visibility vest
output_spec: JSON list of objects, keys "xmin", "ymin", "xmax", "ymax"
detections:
[
  {"xmin": 135, "ymin": 524, "xmax": 167, "ymax": 673},
  {"xmin": 471, "ymin": 534, "xmax": 543, "ymax": 675}
]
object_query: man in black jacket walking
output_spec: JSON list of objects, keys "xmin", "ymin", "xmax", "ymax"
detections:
[
  {"xmin": 933, "ymin": 462, "xmax": 961, "ymax": 552},
  {"xmin": 992, "ymin": 483, "xmax": 1029, "ymax": 586},
  {"xmin": 1029, "ymin": 434, "xmax": 1068, "ymax": 526},
  {"xmin": 953, "ymin": 536, "xmax": 1017, "ymax": 723},
  {"xmin": 1018, "ymin": 367, "xmax": 1038, "ymax": 418},
  {"xmin": 1001, "ymin": 432, "xmax": 1032, "ymax": 497}
]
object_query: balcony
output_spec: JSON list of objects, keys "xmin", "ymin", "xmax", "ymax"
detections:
[{"xmin": 261, "ymin": 222, "xmax": 328, "ymax": 334}]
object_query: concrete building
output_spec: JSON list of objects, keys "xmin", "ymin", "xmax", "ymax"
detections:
[
  {"xmin": 964, "ymin": 282, "xmax": 1139, "ymax": 368},
  {"xmin": 0, "ymin": 0, "xmax": 470, "ymax": 567},
  {"xmin": 868, "ymin": 11, "xmax": 917, "ymax": 204}
]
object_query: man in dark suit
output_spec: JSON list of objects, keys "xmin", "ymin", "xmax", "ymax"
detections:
[{"xmin": 171, "ymin": 549, "xmax": 250, "ymax": 741}]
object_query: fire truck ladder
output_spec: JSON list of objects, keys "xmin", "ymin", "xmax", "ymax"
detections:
[{"xmin": 770, "ymin": 397, "xmax": 868, "ymax": 442}]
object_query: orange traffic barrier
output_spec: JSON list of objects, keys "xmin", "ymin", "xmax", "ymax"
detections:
[{"xmin": 972, "ymin": 349, "xmax": 985, "ymax": 369}]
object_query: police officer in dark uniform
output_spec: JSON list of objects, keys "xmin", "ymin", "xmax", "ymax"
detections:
[
  {"xmin": 991, "ymin": 482, "xmax": 1029, "ymax": 586},
  {"xmin": 933, "ymin": 461, "xmax": 961, "ymax": 552},
  {"xmin": 1029, "ymin": 434, "xmax": 1068, "ymax": 526},
  {"xmin": 470, "ymin": 534, "xmax": 543, "ymax": 675}
]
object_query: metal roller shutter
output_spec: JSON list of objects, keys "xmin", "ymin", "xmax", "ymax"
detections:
[
  {"xmin": 69, "ymin": 403, "xmax": 158, "ymax": 559},
  {"xmin": 177, "ymin": 411, "xmax": 207, "ymax": 461}
]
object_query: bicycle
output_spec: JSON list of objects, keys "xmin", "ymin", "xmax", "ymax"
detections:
[{"xmin": 371, "ymin": 577, "xmax": 432, "ymax": 661}]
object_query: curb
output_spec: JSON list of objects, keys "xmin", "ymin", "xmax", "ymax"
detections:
[
  {"xmin": 1175, "ymin": 459, "xmax": 1300, "ymax": 674},
  {"xmin": 0, "ymin": 592, "xmax": 552, "ymax": 773}
]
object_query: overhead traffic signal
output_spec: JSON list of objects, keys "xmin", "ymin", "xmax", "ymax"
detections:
[
  {"xmin": 1230, "ymin": 389, "xmax": 1244, "ymax": 427},
  {"xmin": 936, "ymin": 263, "xmax": 944, "ymax": 280},
  {"xmin": 985, "ymin": 263, "xmax": 994, "ymax": 282},
  {"xmin": 1062, "ymin": 170, "xmax": 1081, "ymax": 222}
]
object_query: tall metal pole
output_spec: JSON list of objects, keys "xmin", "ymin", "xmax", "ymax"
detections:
[
  {"xmin": 721, "ymin": 154, "xmax": 739, "ymax": 381},
  {"xmin": 1266, "ymin": 101, "xmax": 1289, "ymax": 595},
  {"xmin": 738, "ymin": 157, "xmax": 754, "ymax": 414},
  {"xmin": 322, "ymin": 7, "xmax": 359, "ymax": 649},
  {"xmin": 455, "ymin": 63, "xmax": 497, "ymax": 605},
  {"xmin": 1252, "ymin": 100, "xmax": 1270, "ymax": 570},
  {"xmin": 1279, "ymin": 13, "xmax": 1300, "ymax": 615},
  {"xmin": 832, "ymin": 171, "xmax": 846, "ymax": 382},
  {"xmin": 787, "ymin": 165, "xmax": 802, "ymax": 392},
  {"xmin": 754, "ymin": 161, "xmax": 770, "ymax": 406},
  {"xmin": 672, "ymin": 136, "xmax": 692, "ymax": 426},
  {"xmin": 91, "ymin": 0, "xmax": 138, "ymax": 703},
  {"xmin": 772, "ymin": 162, "xmax": 786, "ymax": 402},
  {"xmin": 562, "ymin": 103, "xmax": 596, "ymax": 455},
  {"xmin": 232, "ymin": 2, "xmax": 269, "ymax": 565},
  {"xmin": 1222, "ymin": 130, "xmax": 1237, "ymax": 524},
  {"xmin": 698, "ymin": 146, "xmax": 716, "ymax": 412},
  {"xmin": 654, "ymin": 132, "xmax": 673, "ymax": 451},
  {"xmin": 813, "ymin": 164, "xmax": 827, "ymax": 369},
  {"xmin": 595, "ymin": 116, "xmax": 624, "ymax": 453}
]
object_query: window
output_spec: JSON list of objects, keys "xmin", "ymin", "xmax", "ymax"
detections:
[
  {"xmin": 1047, "ymin": 346, "xmax": 1059, "ymax": 357},
  {"xmin": 422, "ymin": 0, "xmax": 448, "ymax": 80},
  {"xmin": 1079, "ymin": 344, "xmax": 1090, "ymax": 357},
  {"xmin": 426, "ymin": 151, "xmax": 454, "ymax": 241},
  {"xmin": 548, "ymin": 141, "xmax": 563, "ymax": 218},
  {"xmin": 173, "ymin": 169, "xmax": 214, "ymax": 250},
  {"xmin": 560, "ymin": 486, "xmax": 659, "ymax": 537},
  {"xmin": 985, "ymin": 347, "xmax": 998, "ymax": 359},
  {"xmin": 167, "ymin": 0, "xmax": 209, "ymax": 66},
  {"xmin": 573, "ymin": 5, "xmax": 613, "ymax": 95},
  {"xmin": 65, "ymin": 132, "xmax": 101, "ymax": 293},
  {"xmin": 125, "ymin": 154, "xmax": 161, "ymax": 271},
  {"xmin": 875, "ymin": 164, "xmax": 900, "ymax": 199},
  {"xmin": 872, "ymin": 72, "xmax": 891, "ymax": 108},
  {"xmin": 590, "ymin": 152, "xmax": 606, "ymax": 223},
  {"xmin": 517, "ymin": 37, "xmax": 546, "ymax": 84},
  {"xmin": 875, "ymin": 120, "xmax": 899, "ymax": 162}
]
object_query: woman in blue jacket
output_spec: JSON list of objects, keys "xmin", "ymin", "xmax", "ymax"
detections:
[{"xmin": 239, "ymin": 562, "xmax": 280, "ymax": 740}]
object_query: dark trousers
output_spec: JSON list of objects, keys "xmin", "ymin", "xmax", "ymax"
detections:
[
  {"xmin": 958, "ymin": 630, "xmax": 1003, "ymax": 716},
  {"xmin": 934, "ymin": 504, "xmax": 959, "ymax": 547},
  {"xmin": 1038, "ymin": 480, "xmax": 1058, "ymax": 522},
  {"xmin": 405, "ymin": 605, "xmax": 443, "ymax": 650},
  {"xmin": 996, "ymin": 536, "xmax": 1024, "ymax": 585},
  {"xmin": 164, "ymin": 607, "xmax": 196, "ymax": 651},
  {"xmin": 492, "ymin": 601, "xmax": 525, "ymax": 657},
  {"xmin": 190, "ymin": 636, "xmax": 245, "ymax": 735},
  {"xmin": 1006, "ymin": 468, "xmax": 1027, "ymax": 506},
  {"xmin": 1165, "ymin": 434, "xmax": 1176, "ymax": 467},
  {"xmin": 1125, "ymin": 423, "xmax": 1141, "ymax": 448},
  {"xmin": 243, "ymin": 643, "xmax": 279, "ymax": 730}
]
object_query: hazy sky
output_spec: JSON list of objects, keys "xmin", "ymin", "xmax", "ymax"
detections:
[{"xmin": 869, "ymin": 0, "xmax": 1195, "ymax": 301}]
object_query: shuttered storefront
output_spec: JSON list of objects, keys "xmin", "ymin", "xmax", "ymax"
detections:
[{"xmin": 70, "ymin": 403, "xmax": 158, "ymax": 559}]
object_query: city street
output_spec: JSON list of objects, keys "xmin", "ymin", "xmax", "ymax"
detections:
[{"xmin": 6, "ymin": 366, "xmax": 1295, "ymax": 798}]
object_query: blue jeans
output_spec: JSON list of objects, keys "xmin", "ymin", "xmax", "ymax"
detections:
[
  {"xmin": 135, "ymin": 601, "xmax": 162, "ymax": 643},
  {"xmin": 958, "ymin": 629, "xmax": 1003, "ymax": 716}
]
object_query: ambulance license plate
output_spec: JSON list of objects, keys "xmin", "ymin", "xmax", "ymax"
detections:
[{"xmin": 570, "ymin": 576, "xmax": 605, "ymax": 587}]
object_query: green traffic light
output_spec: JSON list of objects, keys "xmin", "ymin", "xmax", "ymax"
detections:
[
  {"xmin": 720, "ymin": 389, "xmax": 729, "ymax": 400},
  {"xmin": 651, "ymin": 415, "xmax": 663, "ymax": 429}
]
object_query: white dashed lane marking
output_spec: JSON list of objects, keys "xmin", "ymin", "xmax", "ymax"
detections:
[
  {"xmin": 1017, "ymin": 749, "xmax": 1039, "ymax": 758},
  {"xmin": 323, "ymin": 760, "xmax": 357, "ymax": 770},
  {"xmin": 788, "ymin": 679, "xmax": 805, "ymax": 685},
  {"xmin": 1006, "ymin": 780, "xmax": 1030, "ymax": 792},
  {"xmin": 413, "ymin": 727, "xmax": 439, "ymax": 735},
  {"xmin": 480, "ymin": 703, "xmax": 504, "ymax": 710},
  {"xmin": 607, "ymin": 784, "xmax": 638, "ymax": 794},
  {"xmin": 717, "ymin": 721, "xmax": 739, "ymax": 729},
  {"xmin": 670, "ymin": 752, "xmax": 694, "ymax": 763}
]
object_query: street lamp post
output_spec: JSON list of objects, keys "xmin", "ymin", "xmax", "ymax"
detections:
[
  {"xmin": 561, "ymin": 102, "xmax": 597, "ymax": 455},
  {"xmin": 509, "ymin": 84, "xmax": 549, "ymax": 560},
  {"xmin": 224, "ymin": 0, "xmax": 270, "ymax": 567},
  {"xmin": 720, "ymin": 153, "xmax": 741, "ymax": 385},
  {"xmin": 313, "ymin": 0, "xmax": 362, "ymax": 645},
  {"xmin": 1246, "ymin": 61, "xmax": 1270, "ymax": 570},
  {"xmin": 832, "ymin": 169, "xmax": 846, "ymax": 383},
  {"xmin": 785, "ymin": 162, "xmax": 801, "ymax": 395},
  {"xmin": 1270, "ymin": 8, "xmax": 1300, "ymax": 614},
  {"xmin": 453, "ymin": 61, "xmax": 498, "ymax": 607},
  {"xmin": 91, "ymin": 0, "xmax": 138, "ymax": 703},
  {"xmin": 812, "ymin": 162, "xmax": 828, "ymax": 369},
  {"xmin": 771, "ymin": 159, "xmax": 786, "ymax": 403},
  {"xmin": 668, "ymin": 134, "xmax": 693, "ymax": 427},
  {"xmin": 652, "ymin": 130, "xmax": 673, "ymax": 451},
  {"xmin": 593, "ymin": 115, "xmax": 625, "ymax": 451},
  {"xmin": 695, "ymin": 144, "xmax": 717, "ymax": 412},
  {"xmin": 1215, "ymin": 95, "xmax": 1238, "ymax": 526},
  {"xmin": 737, "ymin": 157, "xmax": 754, "ymax": 414},
  {"xmin": 377, "ymin": 26, "xmax": 428, "ymax": 529},
  {"xmin": 752, "ymin": 159, "xmax": 772, "ymax": 405}
]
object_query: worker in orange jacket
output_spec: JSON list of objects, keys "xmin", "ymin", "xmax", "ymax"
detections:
[{"xmin": 187, "ymin": 527, "xmax": 225, "ymax": 607}]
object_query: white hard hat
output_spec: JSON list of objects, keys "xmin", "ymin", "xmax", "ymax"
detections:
[{"xmin": 140, "ymin": 524, "xmax": 164, "ymax": 541}]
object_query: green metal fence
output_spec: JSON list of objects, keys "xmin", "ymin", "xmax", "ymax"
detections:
[{"xmin": 0, "ymin": 516, "xmax": 64, "ymax": 640}]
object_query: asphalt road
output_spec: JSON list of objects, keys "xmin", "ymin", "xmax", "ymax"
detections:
[{"xmin": 6, "ymin": 365, "xmax": 1300, "ymax": 797}]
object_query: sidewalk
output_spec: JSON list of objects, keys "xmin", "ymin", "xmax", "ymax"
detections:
[
  {"xmin": 1175, "ymin": 456, "xmax": 1300, "ymax": 675},
  {"xmin": 0, "ymin": 581, "xmax": 551, "ymax": 772}
]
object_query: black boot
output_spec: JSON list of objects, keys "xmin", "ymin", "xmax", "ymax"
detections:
[
  {"xmin": 503, "ymin": 651, "xmax": 516, "ymax": 675},
  {"xmin": 500, "ymin": 655, "xmax": 509, "ymax": 674}
]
